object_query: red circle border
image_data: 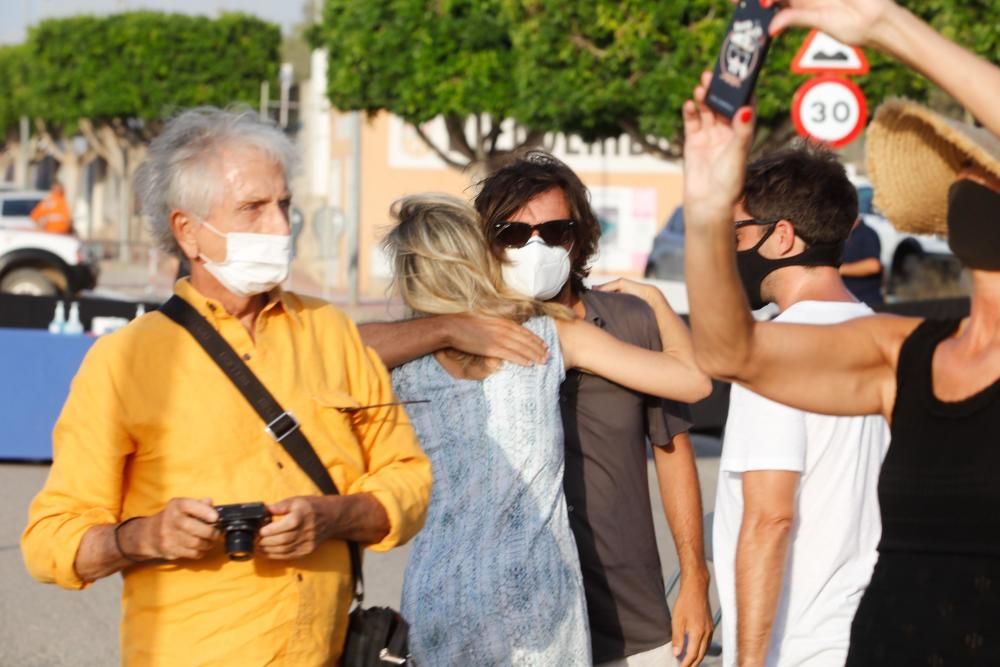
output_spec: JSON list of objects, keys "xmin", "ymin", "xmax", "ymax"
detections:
[{"xmin": 791, "ymin": 75, "xmax": 868, "ymax": 149}]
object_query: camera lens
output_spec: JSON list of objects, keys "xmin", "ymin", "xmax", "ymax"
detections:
[{"xmin": 223, "ymin": 521, "xmax": 256, "ymax": 561}]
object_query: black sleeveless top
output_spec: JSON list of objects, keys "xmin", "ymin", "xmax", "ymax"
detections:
[
  {"xmin": 846, "ymin": 318, "xmax": 1000, "ymax": 666},
  {"xmin": 878, "ymin": 317, "xmax": 1000, "ymax": 557}
]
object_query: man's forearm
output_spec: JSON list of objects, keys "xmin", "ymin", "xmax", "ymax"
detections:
[
  {"xmin": 653, "ymin": 435, "xmax": 708, "ymax": 583},
  {"xmin": 735, "ymin": 516, "xmax": 793, "ymax": 667},
  {"xmin": 319, "ymin": 493, "xmax": 390, "ymax": 545},
  {"xmin": 74, "ymin": 518, "xmax": 159, "ymax": 583},
  {"xmin": 358, "ymin": 318, "xmax": 449, "ymax": 369},
  {"xmin": 840, "ymin": 258, "xmax": 882, "ymax": 278}
]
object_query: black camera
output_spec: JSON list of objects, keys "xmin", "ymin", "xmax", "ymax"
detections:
[{"xmin": 215, "ymin": 502, "xmax": 271, "ymax": 561}]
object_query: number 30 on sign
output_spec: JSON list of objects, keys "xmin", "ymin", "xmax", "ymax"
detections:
[{"xmin": 791, "ymin": 75, "xmax": 868, "ymax": 148}]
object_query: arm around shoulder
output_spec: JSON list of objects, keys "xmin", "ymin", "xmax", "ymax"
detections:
[
  {"xmin": 557, "ymin": 317, "xmax": 711, "ymax": 403},
  {"xmin": 358, "ymin": 317, "xmax": 451, "ymax": 369},
  {"xmin": 359, "ymin": 312, "xmax": 548, "ymax": 369}
]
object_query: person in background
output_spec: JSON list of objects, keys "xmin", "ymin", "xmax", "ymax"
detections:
[
  {"xmin": 30, "ymin": 181, "xmax": 73, "ymax": 234},
  {"xmin": 362, "ymin": 153, "xmax": 715, "ymax": 667},
  {"xmin": 840, "ymin": 218, "xmax": 884, "ymax": 306}
]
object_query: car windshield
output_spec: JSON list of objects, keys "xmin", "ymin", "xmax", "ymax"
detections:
[
  {"xmin": 666, "ymin": 207, "xmax": 684, "ymax": 234},
  {"xmin": 2, "ymin": 198, "xmax": 41, "ymax": 217},
  {"xmin": 855, "ymin": 186, "xmax": 874, "ymax": 215}
]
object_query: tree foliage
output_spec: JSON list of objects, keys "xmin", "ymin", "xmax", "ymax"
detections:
[
  {"xmin": 313, "ymin": 0, "xmax": 999, "ymax": 166},
  {"xmin": 311, "ymin": 0, "xmax": 536, "ymax": 172},
  {"xmin": 19, "ymin": 12, "xmax": 280, "ymax": 134},
  {"xmin": 0, "ymin": 45, "xmax": 31, "ymax": 141},
  {"xmin": 0, "ymin": 11, "xmax": 281, "ymax": 225}
]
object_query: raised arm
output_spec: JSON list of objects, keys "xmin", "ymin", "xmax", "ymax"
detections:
[
  {"xmin": 768, "ymin": 0, "xmax": 1000, "ymax": 137},
  {"xmin": 681, "ymin": 73, "xmax": 915, "ymax": 420},
  {"xmin": 359, "ymin": 313, "xmax": 548, "ymax": 369}
]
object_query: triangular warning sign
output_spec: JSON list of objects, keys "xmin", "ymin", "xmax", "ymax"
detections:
[{"xmin": 791, "ymin": 30, "xmax": 869, "ymax": 75}]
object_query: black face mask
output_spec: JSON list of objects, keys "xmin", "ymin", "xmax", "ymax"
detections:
[
  {"xmin": 947, "ymin": 179, "xmax": 1000, "ymax": 270},
  {"xmin": 735, "ymin": 222, "xmax": 845, "ymax": 310}
]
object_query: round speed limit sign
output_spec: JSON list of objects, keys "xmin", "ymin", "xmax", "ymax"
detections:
[{"xmin": 791, "ymin": 75, "xmax": 868, "ymax": 148}]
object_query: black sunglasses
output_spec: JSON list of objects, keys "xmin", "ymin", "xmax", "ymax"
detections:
[
  {"xmin": 491, "ymin": 219, "xmax": 576, "ymax": 249},
  {"xmin": 736, "ymin": 218, "xmax": 818, "ymax": 245},
  {"xmin": 734, "ymin": 218, "xmax": 776, "ymax": 229}
]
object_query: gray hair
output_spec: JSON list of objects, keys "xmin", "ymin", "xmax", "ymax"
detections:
[{"xmin": 134, "ymin": 106, "xmax": 299, "ymax": 257}]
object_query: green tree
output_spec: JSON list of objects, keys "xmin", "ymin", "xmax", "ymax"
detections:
[
  {"xmin": 310, "ymin": 0, "xmax": 544, "ymax": 175},
  {"xmin": 1, "ymin": 11, "xmax": 280, "ymax": 228},
  {"xmin": 314, "ymin": 0, "xmax": 998, "ymax": 170},
  {"xmin": 0, "ymin": 45, "xmax": 32, "ymax": 184}
]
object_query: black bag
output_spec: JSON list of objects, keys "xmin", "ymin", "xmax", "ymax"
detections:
[{"xmin": 160, "ymin": 296, "xmax": 412, "ymax": 666}]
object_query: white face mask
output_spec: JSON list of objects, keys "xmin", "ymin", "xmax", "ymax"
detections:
[
  {"xmin": 197, "ymin": 221, "xmax": 291, "ymax": 297},
  {"xmin": 501, "ymin": 236, "xmax": 571, "ymax": 301}
]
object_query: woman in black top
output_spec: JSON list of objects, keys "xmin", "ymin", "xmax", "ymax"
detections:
[{"xmin": 680, "ymin": 0, "xmax": 1000, "ymax": 664}]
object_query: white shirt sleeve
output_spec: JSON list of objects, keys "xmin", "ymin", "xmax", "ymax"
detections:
[{"xmin": 721, "ymin": 383, "xmax": 807, "ymax": 473}]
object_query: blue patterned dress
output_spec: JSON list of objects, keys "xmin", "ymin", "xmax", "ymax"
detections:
[{"xmin": 392, "ymin": 316, "xmax": 590, "ymax": 666}]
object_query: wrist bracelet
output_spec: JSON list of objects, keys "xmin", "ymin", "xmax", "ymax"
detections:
[{"xmin": 114, "ymin": 516, "xmax": 147, "ymax": 564}]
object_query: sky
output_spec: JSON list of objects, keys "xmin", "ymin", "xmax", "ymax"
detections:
[{"xmin": 1, "ymin": 0, "xmax": 306, "ymax": 44}]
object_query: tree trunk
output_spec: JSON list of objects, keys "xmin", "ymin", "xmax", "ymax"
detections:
[{"xmin": 411, "ymin": 113, "xmax": 545, "ymax": 181}]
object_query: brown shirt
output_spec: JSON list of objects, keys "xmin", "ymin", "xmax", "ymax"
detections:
[{"xmin": 561, "ymin": 289, "xmax": 692, "ymax": 662}]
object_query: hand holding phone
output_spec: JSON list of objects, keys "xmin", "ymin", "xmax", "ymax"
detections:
[{"xmin": 706, "ymin": 0, "xmax": 778, "ymax": 118}]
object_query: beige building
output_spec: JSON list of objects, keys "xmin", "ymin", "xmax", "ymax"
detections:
[{"xmin": 293, "ymin": 51, "xmax": 685, "ymax": 300}]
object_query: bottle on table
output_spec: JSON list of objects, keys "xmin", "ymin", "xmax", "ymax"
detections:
[
  {"xmin": 48, "ymin": 301, "xmax": 66, "ymax": 335},
  {"xmin": 63, "ymin": 302, "xmax": 84, "ymax": 335}
]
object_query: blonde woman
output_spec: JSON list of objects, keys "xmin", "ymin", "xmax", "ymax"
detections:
[{"xmin": 385, "ymin": 194, "xmax": 709, "ymax": 665}]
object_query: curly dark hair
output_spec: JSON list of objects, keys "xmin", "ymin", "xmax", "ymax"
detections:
[
  {"xmin": 742, "ymin": 143, "xmax": 858, "ymax": 246},
  {"xmin": 473, "ymin": 150, "xmax": 600, "ymax": 293}
]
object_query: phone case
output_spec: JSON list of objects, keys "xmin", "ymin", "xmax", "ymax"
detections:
[{"xmin": 705, "ymin": 0, "xmax": 778, "ymax": 119}]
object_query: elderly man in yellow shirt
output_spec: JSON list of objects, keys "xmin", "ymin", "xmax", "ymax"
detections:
[{"xmin": 21, "ymin": 107, "xmax": 431, "ymax": 666}]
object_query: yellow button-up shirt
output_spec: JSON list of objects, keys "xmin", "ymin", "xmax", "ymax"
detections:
[{"xmin": 22, "ymin": 280, "xmax": 431, "ymax": 666}]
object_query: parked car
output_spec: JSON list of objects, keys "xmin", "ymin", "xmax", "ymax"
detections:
[
  {"xmin": 646, "ymin": 180, "xmax": 957, "ymax": 296},
  {"xmin": 0, "ymin": 226, "xmax": 99, "ymax": 296},
  {"xmin": 851, "ymin": 177, "xmax": 956, "ymax": 294},
  {"xmin": 644, "ymin": 206, "xmax": 686, "ymax": 282},
  {"xmin": 0, "ymin": 190, "xmax": 46, "ymax": 231}
]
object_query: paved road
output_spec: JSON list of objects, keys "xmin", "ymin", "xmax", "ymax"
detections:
[{"xmin": 0, "ymin": 436, "xmax": 724, "ymax": 666}]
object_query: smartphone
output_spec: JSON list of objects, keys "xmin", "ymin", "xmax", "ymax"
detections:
[{"xmin": 705, "ymin": 0, "xmax": 778, "ymax": 119}]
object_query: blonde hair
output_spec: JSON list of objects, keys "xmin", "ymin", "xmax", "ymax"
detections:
[{"xmin": 383, "ymin": 193, "xmax": 570, "ymax": 367}]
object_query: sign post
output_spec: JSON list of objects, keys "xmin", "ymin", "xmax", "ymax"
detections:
[{"xmin": 789, "ymin": 30, "xmax": 869, "ymax": 147}]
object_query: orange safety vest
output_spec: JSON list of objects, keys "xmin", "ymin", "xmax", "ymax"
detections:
[{"xmin": 30, "ymin": 193, "xmax": 72, "ymax": 234}]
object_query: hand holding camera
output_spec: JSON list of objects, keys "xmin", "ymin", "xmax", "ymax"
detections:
[
  {"xmin": 258, "ymin": 496, "xmax": 335, "ymax": 560},
  {"xmin": 122, "ymin": 496, "xmax": 332, "ymax": 563},
  {"xmin": 133, "ymin": 497, "xmax": 221, "ymax": 562},
  {"xmin": 213, "ymin": 498, "xmax": 334, "ymax": 561}
]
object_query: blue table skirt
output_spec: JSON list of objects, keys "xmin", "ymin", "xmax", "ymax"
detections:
[{"xmin": 0, "ymin": 329, "xmax": 95, "ymax": 460}]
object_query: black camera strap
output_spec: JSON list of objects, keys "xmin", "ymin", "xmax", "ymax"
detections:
[{"xmin": 160, "ymin": 295, "xmax": 365, "ymax": 603}]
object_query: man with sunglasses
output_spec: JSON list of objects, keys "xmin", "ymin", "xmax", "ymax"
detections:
[
  {"xmin": 361, "ymin": 151, "xmax": 713, "ymax": 666},
  {"xmin": 711, "ymin": 145, "xmax": 890, "ymax": 667}
]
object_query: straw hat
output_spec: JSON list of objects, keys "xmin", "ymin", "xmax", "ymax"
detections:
[{"xmin": 865, "ymin": 98, "xmax": 1000, "ymax": 235}]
